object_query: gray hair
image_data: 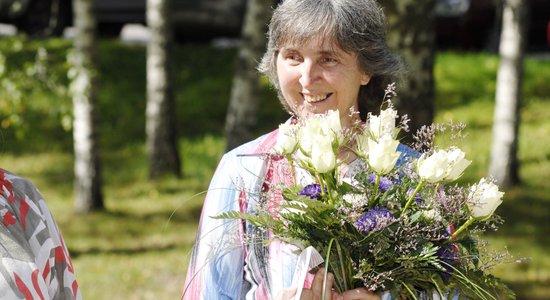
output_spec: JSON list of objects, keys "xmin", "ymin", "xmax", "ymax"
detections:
[{"xmin": 258, "ymin": 0, "xmax": 402, "ymax": 120}]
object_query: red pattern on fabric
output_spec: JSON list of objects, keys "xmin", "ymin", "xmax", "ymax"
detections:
[
  {"xmin": 54, "ymin": 246, "xmax": 66, "ymax": 264},
  {"xmin": 31, "ymin": 269, "xmax": 45, "ymax": 300},
  {"xmin": 19, "ymin": 196, "xmax": 30, "ymax": 230},
  {"xmin": 252, "ymin": 129, "xmax": 307, "ymax": 297},
  {"xmin": 42, "ymin": 259, "xmax": 51, "ymax": 281},
  {"xmin": 0, "ymin": 170, "xmax": 12, "ymax": 191},
  {"xmin": 7, "ymin": 190, "xmax": 15, "ymax": 204},
  {"xmin": 55, "ymin": 244, "xmax": 74, "ymax": 273},
  {"xmin": 72, "ymin": 280, "xmax": 79, "ymax": 299},
  {"xmin": 3, "ymin": 211, "xmax": 17, "ymax": 226},
  {"xmin": 14, "ymin": 273, "xmax": 34, "ymax": 300},
  {"xmin": 59, "ymin": 235, "xmax": 74, "ymax": 272}
]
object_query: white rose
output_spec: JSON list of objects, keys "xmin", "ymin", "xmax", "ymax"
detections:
[
  {"xmin": 367, "ymin": 136, "xmax": 400, "ymax": 175},
  {"xmin": 310, "ymin": 138, "xmax": 336, "ymax": 173},
  {"xmin": 274, "ymin": 123, "xmax": 298, "ymax": 155},
  {"xmin": 354, "ymin": 132, "xmax": 370, "ymax": 159},
  {"xmin": 369, "ymin": 106, "xmax": 399, "ymax": 140},
  {"xmin": 298, "ymin": 117, "xmax": 323, "ymax": 155},
  {"xmin": 467, "ymin": 178, "xmax": 504, "ymax": 219},
  {"xmin": 417, "ymin": 148, "xmax": 471, "ymax": 183},
  {"xmin": 322, "ymin": 110, "xmax": 344, "ymax": 146},
  {"xmin": 444, "ymin": 148, "xmax": 471, "ymax": 181}
]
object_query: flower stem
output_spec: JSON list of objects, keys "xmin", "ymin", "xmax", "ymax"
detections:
[
  {"xmin": 402, "ymin": 180, "xmax": 425, "ymax": 214},
  {"xmin": 449, "ymin": 216, "xmax": 475, "ymax": 242},
  {"xmin": 316, "ymin": 175, "xmax": 323, "ymax": 191},
  {"xmin": 374, "ymin": 174, "xmax": 380, "ymax": 197},
  {"xmin": 286, "ymin": 154, "xmax": 297, "ymax": 185}
]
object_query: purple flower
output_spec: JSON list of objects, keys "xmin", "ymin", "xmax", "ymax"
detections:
[
  {"xmin": 355, "ymin": 207, "xmax": 395, "ymax": 234},
  {"xmin": 437, "ymin": 243, "xmax": 460, "ymax": 280},
  {"xmin": 407, "ymin": 188, "xmax": 425, "ymax": 206},
  {"xmin": 298, "ymin": 184, "xmax": 323, "ymax": 200},
  {"xmin": 368, "ymin": 174, "xmax": 393, "ymax": 192}
]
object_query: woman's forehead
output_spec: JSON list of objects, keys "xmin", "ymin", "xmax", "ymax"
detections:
[
  {"xmin": 278, "ymin": 36, "xmax": 356, "ymax": 58},
  {"xmin": 279, "ymin": 35, "xmax": 341, "ymax": 51}
]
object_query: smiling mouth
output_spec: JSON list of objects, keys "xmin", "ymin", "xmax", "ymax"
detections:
[{"xmin": 303, "ymin": 93, "xmax": 332, "ymax": 103}]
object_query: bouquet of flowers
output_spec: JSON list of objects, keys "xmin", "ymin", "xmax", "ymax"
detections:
[{"xmin": 217, "ymin": 90, "xmax": 514, "ymax": 299}]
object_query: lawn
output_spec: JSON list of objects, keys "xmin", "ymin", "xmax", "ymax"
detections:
[{"xmin": 0, "ymin": 37, "xmax": 549, "ymax": 299}]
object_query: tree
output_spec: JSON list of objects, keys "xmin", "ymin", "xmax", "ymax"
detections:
[
  {"xmin": 146, "ymin": 0, "xmax": 181, "ymax": 178},
  {"xmin": 489, "ymin": 0, "xmax": 526, "ymax": 187},
  {"xmin": 70, "ymin": 0, "xmax": 103, "ymax": 213},
  {"xmin": 379, "ymin": 0, "xmax": 438, "ymax": 140},
  {"xmin": 224, "ymin": 0, "xmax": 272, "ymax": 151}
]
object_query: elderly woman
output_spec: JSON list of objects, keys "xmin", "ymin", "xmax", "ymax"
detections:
[{"xmin": 183, "ymin": 0, "xmax": 406, "ymax": 299}]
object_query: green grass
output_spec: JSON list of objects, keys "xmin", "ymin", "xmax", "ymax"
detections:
[{"xmin": 1, "ymin": 38, "xmax": 549, "ymax": 299}]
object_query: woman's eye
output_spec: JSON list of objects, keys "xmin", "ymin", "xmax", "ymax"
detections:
[
  {"xmin": 321, "ymin": 57, "xmax": 338, "ymax": 65},
  {"xmin": 286, "ymin": 54, "xmax": 302, "ymax": 62}
]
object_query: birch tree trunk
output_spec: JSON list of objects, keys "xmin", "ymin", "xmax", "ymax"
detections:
[
  {"xmin": 489, "ymin": 0, "xmax": 526, "ymax": 187},
  {"xmin": 146, "ymin": 0, "xmax": 181, "ymax": 178},
  {"xmin": 71, "ymin": 0, "xmax": 103, "ymax": 213},
  {"xmin": 224, "ymin": 0, "xmax": 272, "ymax": 151},
  {"xmin": 380, "ymin": 0, "xmax": 437, "ymax": 140}
]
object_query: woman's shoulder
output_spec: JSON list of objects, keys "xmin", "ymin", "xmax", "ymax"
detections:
[
  {"xmin": 0, "ymin": 168, "xmax": 41, "ymax": 200},
  {"xmin": 223, "ymin": 129, "xmax": 279, "ymax": 159}
]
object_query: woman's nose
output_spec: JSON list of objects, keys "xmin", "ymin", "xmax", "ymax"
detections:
[{"xmin": 298, "ymin": 60, "xmax": 319, "ymax": 87}]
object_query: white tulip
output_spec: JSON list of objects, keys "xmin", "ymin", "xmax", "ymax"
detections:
[
  {"xmin": 367, "ymin": 136, "xmax": 400, "ymax": 175},
  {"xmin": 467, "ymin": 178, "xmax": 504, "ymax": 219},
  {"xmin": 274, "ymin": 123, "xmax": 298, "ymax": 155}
]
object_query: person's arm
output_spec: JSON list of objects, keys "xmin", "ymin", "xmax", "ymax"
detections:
[
  {"xmin": 182, "ymin": 153, "xmax": 248, "ymax": 299},
  {"xmin": 0, "ymin": 169, "xmax": 81, "ymax": 300}
]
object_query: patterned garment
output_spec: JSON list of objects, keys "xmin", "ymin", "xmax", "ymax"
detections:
[
  {"xmin": 182, "ymin": 129, "xmax": 421, "ymax": 300},
  {"xmin": 0, "ymin": 169, "xmax": 81, "ymax": 300}
]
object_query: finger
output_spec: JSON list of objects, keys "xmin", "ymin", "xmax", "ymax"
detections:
[
  {"xmin": 300, "ymin": 289, "xmax": 313, "ymax": 300},
  {"xmin": 311, "ymin": 268, "xmax": 334, "ymax": 299},
  {"xmin": 322, "ymin": 271, "xmax": 334, "ymax": 299},
  {"xmin": 341, "ymin": 288, "xmax": 380, "ymax": 300}
]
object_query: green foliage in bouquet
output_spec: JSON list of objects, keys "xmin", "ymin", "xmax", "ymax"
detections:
[{"xmin": 216, "ymin": 87, "xmax": 515, "ymax": 299}]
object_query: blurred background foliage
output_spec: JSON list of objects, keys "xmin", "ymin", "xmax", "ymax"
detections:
[
  {"xmin": 0, "ymin": 36, "xmax": 287, "ymax": 152},
  {"xmin": 0, "ymin": 35, "xmax": 549, "ymax": 299}
]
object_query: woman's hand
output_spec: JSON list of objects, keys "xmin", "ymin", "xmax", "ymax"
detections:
[{"xmin": 301, "ymin": 269, "xmax": 381, "ymax": 300}]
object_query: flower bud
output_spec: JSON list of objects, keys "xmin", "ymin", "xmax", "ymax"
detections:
[
  {"xmin": 310, "ymin": 138, "xmax": 336, "ymax": 173},
  {"xmin": 467, "ymin": 178, "xmax": 504, "ymax": 219},
  {"xmin": 367, "ymin": 136, "xmax": 400, "ymax": 175},
  {"xmin": 274, "ymin": 123, "xmax": 298, "ymax": 155}
]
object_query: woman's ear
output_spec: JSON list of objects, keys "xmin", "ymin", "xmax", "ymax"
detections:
[{"xmin": 360, "ymin": 74, "xmax": 371, "ymax": 86}]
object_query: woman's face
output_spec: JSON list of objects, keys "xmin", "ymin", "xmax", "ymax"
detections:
[{"xmin": 276, "ymin": 37, "xmax": 370, "ymax": 127}]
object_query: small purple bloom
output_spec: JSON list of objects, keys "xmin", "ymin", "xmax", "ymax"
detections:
[
  {"xmin": 355, "ymin": 207, "xmax": 395, "ymax": 234},
  {"xmin": 437, "ymin": 243, "xmax": 460, "ymax": 280},
  {"xmin": 298, "ymin": 184, "xmax": 323, "ymax": 200},
  {"xmin": 407, "ymin": 188, "xmax": 425, "ymax": 206},
  {"xmin": 368, "ymin": 174, "xmax": 393, "ymax": 192}
]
